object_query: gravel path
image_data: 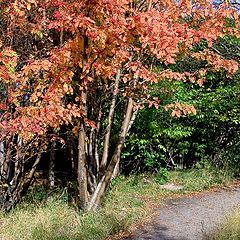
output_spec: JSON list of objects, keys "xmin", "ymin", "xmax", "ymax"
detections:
[{"xmin": 124, "ymin": 186, "xmax": 240, "ymax": 240}]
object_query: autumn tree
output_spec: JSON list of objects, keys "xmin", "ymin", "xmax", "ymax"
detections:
[{"xmin": 0, "ymin": 0, "xmax": 239, "ymax": 211}]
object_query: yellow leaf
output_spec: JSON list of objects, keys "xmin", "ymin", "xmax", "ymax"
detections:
[
  {"xmin": 27, "ymin": 3, "xmax": 31, "ymax": 11},
  {"xmin": 63, "ymin": 83, "xmax": 69, "ymax": 93}
]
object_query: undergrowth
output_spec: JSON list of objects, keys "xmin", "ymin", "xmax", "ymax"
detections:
[
  {"xmin": 0, "ymin": 166, "xmax": 237, "ymax": 240},
  {"xmin": 169, "ymin": 163, "xmax": 235, "ymax": 191},
  {"xmin": 0, "ymin": 176, "xmax": 169, "ymax": 240}
]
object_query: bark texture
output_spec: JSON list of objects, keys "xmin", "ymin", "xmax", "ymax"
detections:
[
  {"xmin": 87, "ymin": 97, "xmax": 134, "ymax": 210},
  {"xmin": 77, "ymin": 91, "xmax": 89, "ymax": 210}
]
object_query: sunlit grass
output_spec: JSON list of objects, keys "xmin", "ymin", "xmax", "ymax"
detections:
[
  {"xmin": 0, "ymin": 175, "xmax": 169, "ymax": 240},
  {"xmin": 0, "ymin": 169, "xmax": 236, "ymax": 240},
  {"xmin": 169, "ymin": 166, "xmax": 234, "ymax": 191}
]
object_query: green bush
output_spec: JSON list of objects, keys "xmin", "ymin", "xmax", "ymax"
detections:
[{"xmin": 155, "ymin": 168, "xmax": 170, "ymax": 185}]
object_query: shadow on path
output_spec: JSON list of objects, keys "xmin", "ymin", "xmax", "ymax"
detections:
[
  {"xmin": 123, "ymin": 187, "xmax": 240, "ymax": 240},
  {"xmin": 124, "ymin": 223, "xmax": 188, "ymax": 240}
]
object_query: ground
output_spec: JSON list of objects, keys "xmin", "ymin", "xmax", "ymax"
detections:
[{"xmin": 122, "ymin": 185, "xmax": 240, "ymax": 240}]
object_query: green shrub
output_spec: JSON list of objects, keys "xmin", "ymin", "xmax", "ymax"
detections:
[{"xmin": 155, "ymin": 168, "xmax": 170, "ymax": 185}]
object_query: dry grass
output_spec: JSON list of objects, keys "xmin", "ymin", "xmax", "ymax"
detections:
[
  {"xmin": 0, "ymin": 199, "xmax": 136, "ymax": 240},
  {"xmin": 0, "ymin": 175, "xmax": 169, "ymax": 240},
  {"xmin": 0, "ymin": 171, "xmax": 236, "ymax": 240},
  {"xmin": 209, "ymin": 207, "xmax": 240, "ymax": 240},
  {"xmin": 0, "ymin": 200, "xmax": 81, "ymax": 240}
]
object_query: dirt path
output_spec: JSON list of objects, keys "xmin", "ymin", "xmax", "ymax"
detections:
[{"xmin": 123, "ymin": 186, "xmax": 240, "ymax": 240}]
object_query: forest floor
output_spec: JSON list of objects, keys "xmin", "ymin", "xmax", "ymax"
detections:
[
  {"xmin": 120, "ymin": 183, "xmax": 240, "ymax": 240},
  {"xmin": 0, "ymin": 171, "xmax": 238, "ymax": 240}
]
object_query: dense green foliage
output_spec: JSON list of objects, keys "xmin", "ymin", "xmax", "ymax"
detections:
[{"xmin": 122, "ymin": 37, "xmax": 240, "ymax": 175}]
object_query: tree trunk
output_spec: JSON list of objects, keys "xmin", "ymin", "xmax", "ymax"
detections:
[
  {"xmin": 0, "ymin": 141, "xmax": 4, "ymax": 168},
  {"xmin": 77, "ymin": 123, "xmax": 88, "ymax": 210},
  {"xmin": 88, "ymin": 128, "xmax": 97, "ymax": 193},
  {"xmin": 77, "ymin": 91, "xmax": 88, "ymax": 210},
  {"xmin": 2, "ymin": 146, "xmax": 11, "ymax": 183},
  {"xmin": 87, "ymin": 97, "xmax": 134, "ymax": 211},
  {"xmin": 100, "ymin": 69, "xmax": 120, "ymax": 173},
  {"xmin": 94, "ymin": 107, "xmax": 102, "ymax": 176},
  {"xmin": 22, "ymin": 149, "xmax": 42, "ymax": 192},
  {"xmin": 49, "ymin": 140, "xmax": 56, "ymax": 190},
  {"xmin": 1, "ymin": 140, "xmax": 43, "ymax": 212},
  {"xmin": 147, "ymin": 0, "xmax": 152, "ymax": 11},
  {"xmin": 0, "ymin": 141, "xmax": 5, "ymax": 187},
  {"xmin": 67, "ymin": 135, "xmax": 76, "ymax": 172},
  {"xmin": 112, "ymin": 105, "xmax": 139, "ymax": 179}
]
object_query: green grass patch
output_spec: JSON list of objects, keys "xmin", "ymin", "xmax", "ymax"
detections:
[
  {"xmin": 208, "ymin": 208, "xmax": 240, "ymax": 240},
  {"xmin": 169, "ymin": 166, "xmax": 235, "ymax": 191}
]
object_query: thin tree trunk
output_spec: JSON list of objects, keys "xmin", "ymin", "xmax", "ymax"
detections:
[
  {"xmin": 111, "ymin": 105, "xmax": 139, "ymax": 179},
  {"xmin": 11, "ymin": 136, "xmax": 23, "ymax": 189},
  {"xmin": 77, "ymin": 123, "xmax": 88, "ymax": 210},
  {"xmin": 49, "ymin": 140, "xmax": 56, "ymax": 190},
  {"xmin": 2, "ymin": 142, "xmax": 42, "ymax": 212},
  {"xmin": 147, "ymin": 0, "xmax": 152, "ymax": 11},
  {"xmin": 2, "ymin": 146, "xmax": 10, "ymax": 183},
  {"xmin": 94, "ymin": 107, "xmax": 102, "ymax": 176},
  {"xmin": 67, "ymin": 135, "xmax": 75, "ymax": 171},
  {"xmin": 6, "ymin": 136, "xmax": 17, "ymax": 185},
  {"xmin": 100, "ymin": 69, "xmax": 120, "ymax": 173},
  {"xmin": 77, "ymin": 91, "xmax": 88, "ymax": 210},
  {"xmin": 127, "ymin": 106, "xmax": 139, "ymax": 133},
  {"xmin": 87, "ymin": 128, "xmax": 97, "ymax": 193},
  {"xmin": 0, "ymin": 141, "xmax": 5, "ymax": 177},
  {"xmin": 0, "ymin": 141, "xmax": 4, "ymax": 165},
  {"xmin": 18, "ymin": 147, "xmax": 43, "ymax": 203},
  {"xmin": 111, "ymin": 155, "xmax": 120, "ymax": 180},
  {"xmin": 87, "ymin": 97, "xmax": 133, "ymax": 211}
]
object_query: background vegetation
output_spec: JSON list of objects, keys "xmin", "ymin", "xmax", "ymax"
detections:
[{"xmin": 122, "ymin": 37, "xmax": 240, "ymax": 176}]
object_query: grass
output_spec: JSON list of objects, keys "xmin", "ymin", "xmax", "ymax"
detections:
[
  {"xmin": 0, "ymin": 167, "xmax": 237, "ymax": 240},
  {"xmin": 0, "ymin": 175, "xmax": 170, "ymax": 240},
  {"xmin": 169, "ymin": 165, "xmax": 235, "ymax": 191},
  {"xmin": 208, "ymin": 208, "xmax": 240, "ymax": 240},
  {"xmin": 0, "ymin": 200, "xmax": 80, "ymax": 240}
]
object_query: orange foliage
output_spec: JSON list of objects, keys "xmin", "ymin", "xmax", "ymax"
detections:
[{"xmin": 0, "ymin": 0, "xmax": 238, "ymax": 140}]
